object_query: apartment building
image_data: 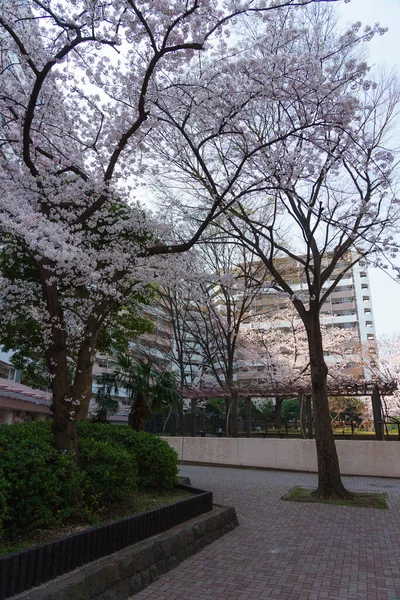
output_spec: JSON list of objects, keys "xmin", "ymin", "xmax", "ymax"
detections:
[
  {"xmin": 250, "ymin": 258, "xmax": 374, "ymax": 337},
  {"xmin": 235, "ymin": 253, "xmax": 377, "ymax": 388}
]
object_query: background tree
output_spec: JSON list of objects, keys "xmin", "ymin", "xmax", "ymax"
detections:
[
  {"xmin": 90, "ymin": 373, "xmax": 120, "ymax": 423},
  {"xmin": 165, "ymin": 241, "xmax": 270, "ymax": 435},
  {"xmin": 328, "ymin": 396, "xmax": 367, "ymax": 430},
  {"xmin": 156, "ymin": 282, "xmax": 204, "ymax": 435},
  {"xmin": 281, "ymin": 398, "xmax": 301, "ymax": 426},
  {"xmin": 376, "ymin": 335, "xmax": 400, "ymax": 435},
  {"xmin": 241, "ymin": 307, "xmax": 362, "ymax": 392},
  {"xmin": 94, "ymin": 353, "xmax": 180, "ymax": 431},
  {"xmin": 152, "ymin": 6, "xmax": 399, "ymax": 497}
]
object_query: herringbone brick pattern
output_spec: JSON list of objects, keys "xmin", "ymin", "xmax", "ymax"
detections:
[{"xmin": 130, "ymin": 466, "xmax": 400, "ymax": 600}]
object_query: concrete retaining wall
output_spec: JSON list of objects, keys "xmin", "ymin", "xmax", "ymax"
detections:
[
  {"xmin": 11, "ymin": 506, "xmax": 238, "ymax": 600},
  {"xmin": 164, "ymin": 437, "xmax": 400, "ymax": 478}
]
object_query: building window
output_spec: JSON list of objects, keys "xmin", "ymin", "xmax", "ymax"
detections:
[
  {"xmin": 360, "ymin": 272, "xmax": 367, "ymax": 278},
  {"xmin": 332, "ymin": 297, "xmax": 355, "ymax": 305},
  {"xmin": 363, "ymin": 296, "xmax": 370, "ymax": 302}
]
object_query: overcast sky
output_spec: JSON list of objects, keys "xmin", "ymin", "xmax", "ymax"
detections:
[{"xmin": 338, "ymin": 0, "xmax": 400, "ymax": 338}]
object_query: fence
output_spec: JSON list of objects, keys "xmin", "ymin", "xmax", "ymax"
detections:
[{"xmin": 0, "ymin": 484, "xmax": 212, "ymax": 600}]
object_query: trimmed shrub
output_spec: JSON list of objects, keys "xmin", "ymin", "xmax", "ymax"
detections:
[
  {"xmin": 0, "ymin": 469, "xmax": 10, "ymax": 542},
  {"xmin": 79, "ymin": 437, "xmax": 138, "ymax": 507},
  {"xmin": 77, "ymin": 423, "xmax": 179, "ymax": 489},
  {"xmin": 129, "ymin": 431, "xmax": 179, "ymax": 490},
  {"xmin": 0, "ymin": 422, "xmax": 81, "ymax": 539},
  {"xmin": 0, "ymin": 421, "xmax": 178, "ymax": 543}
]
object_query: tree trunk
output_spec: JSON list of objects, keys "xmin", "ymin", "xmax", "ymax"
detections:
[
  {"xmin": 76, "ymin": 383, "xmax": 93, "ymax": 421},
  {"xmin": 48, "ymin": 339, "xmax": 80, "ymax": 461},
  {"xmin": 299, "ymin": 393, "xmax": 307, "ymax": 439},
  {"xmin": 227, "ymin": 392, "xmax": 238, "ymax": 437},
  {"xmin": 305, "ymin": 310, "xmax": 352, "ymax": 499},
  {"xmin": 274, "ymin": 397, "xmax": 283, "ymax": 429},
  {"xmin": 129, "ymin": 391, "xmax": 147, "ymax": 431},
  {"xmin": 170, "ymin": 397, "xmax": 178, "ymax": 436},
  {"xmin": 306, "ymin": 394, "xmax": 313, "ymax": 439},
  {"xmin": 225, "ymin": 398, "xmax": 230, "ymax": 436},
  {"xmin": 53, "ymin": 405, "xmax": 79, "ymax": 457},
  {"xmin": 245, "ymin": 396, "xmax": 252, "ymax": 437},
  {"xmin": 190, "ymin": 398, "xmax": 197, "ymax": 437},
  {"xmin": 76, "ymin": 364, "xmax": 94, "ymax": 421},
  {"xmin": 178, "ymin": 406, "xmax": 184, "ymax": 435},
  {"xmin": 371, "ymin": 387, "xmax": 384, "ymax": 441},
  {"xmin": 51, "ymin": 368, "xmax": 79, "ymax": 461}
]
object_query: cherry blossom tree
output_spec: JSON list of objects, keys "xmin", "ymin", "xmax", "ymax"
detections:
[
  {"xmin": 150, "ymin": 6, "xmax": 400, "ymax": 497},
  {"xmin": 222, "ymin": 75, "xmax": 400, "ymax": 498},
  {"xmin": 162, "ymin": 239, "xmax": 270, "ymax": 435},
  {"xmin": 156, "ymin": 283, "xmax": 204, "ymax": 435},
  {"xmin": 242, "ymin": 308, "xmax": 364, "ymax": 391},
  {"xmin": 376, "ymin": 336, "xmax": 400, "ymax": 434},
  {"xmin": 1, "ymin": 0, "xmax": 344, "ymax": 458}
]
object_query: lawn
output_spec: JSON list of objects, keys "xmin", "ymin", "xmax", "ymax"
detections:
[{"xmin": 282, "ymin": 487, "xmax": 388, "ymax": 509}]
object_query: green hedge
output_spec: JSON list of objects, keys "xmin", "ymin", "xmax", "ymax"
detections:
[
  {"xmin": 0, "ymin": 422, "xmax": 81, "ymax": 539},
  {"xmin": 0, "ymin": 421, "xmax": 178, "ymax": 543},
  {"xmin": 77, "ymin": 423, "xmax": 179, "ymax": 490},
  {"xmin": 79, "ymin": 437, "xmax": 138, "ymax": 507}
]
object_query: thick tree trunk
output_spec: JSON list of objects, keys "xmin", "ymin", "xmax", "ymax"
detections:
[
  {"xmin": 53, "ymin": 406, "xmax": 79, "ymax": 456},
  {"xmin": 75, "ymin": 363, "xmax": 95, "ymax": 421},
  {"xmin": 306, "ymin": 310, "xmax": 352, "ymax": 499},
  {"xmin": 76, "ymin": 384, "xmax": 93, "ymax": 421},
  {"xmin": 51, "ymin": 363, "xmax": 80, "ymax": 461},
  {"xmin": 371, "ymin": 387, "xmax": 384, "ymax": 441}
]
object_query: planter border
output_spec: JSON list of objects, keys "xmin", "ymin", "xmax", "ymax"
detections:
[{"xmin": 0, "ymin": 484, "xmax": 212, "ymax": 600}]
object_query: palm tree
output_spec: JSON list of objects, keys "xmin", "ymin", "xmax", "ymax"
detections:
[
  {"xmin": 91, "ymin": 372, "xmax": 120, "ymax": 423},
  {"xmin": 94, "ymin": 353, "xmax": 180, "ymax": 431}
]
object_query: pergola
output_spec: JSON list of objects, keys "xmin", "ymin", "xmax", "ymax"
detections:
[{"xmin": 179, "ymin": 378, "xmax": 397, "ymax": 440}]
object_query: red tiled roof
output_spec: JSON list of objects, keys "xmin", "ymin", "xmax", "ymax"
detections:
[{"xmin": 0, "ymin": 377, "xmax": 51, "ymax": 406}]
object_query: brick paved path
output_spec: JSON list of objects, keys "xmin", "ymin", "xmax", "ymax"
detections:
[{"xmin": 130, "ymin": 466, "xmax": 400, "ymax": 600}]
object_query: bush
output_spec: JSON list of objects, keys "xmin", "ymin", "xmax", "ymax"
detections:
[
  {"xmin": 79, "ymin": 437, "xmax": 138, "ymax": 507},
  {"xmin": 0, "ymin": 469, "xmax": 10, "ymax": 542},
  {"xmin": 0, "ymin": 421, "xmax": 178, "ymax": 543},
  {"xmin": 129, "ymin": 431, "xmax": 179, "ymax": 490},
  {"xmin": 77, "ymin": 423, "xmax": 179, "ymax": 489},
  {"xmin": 0, "ymin": 422, "xmax": 81, "ymax": 539}
]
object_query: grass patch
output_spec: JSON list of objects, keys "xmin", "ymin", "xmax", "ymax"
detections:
[
  {"xmin": 282, "ymin": 487, "xmax": 388, "ymax": 509},
  {"xmin": 0, "ymin": 488, "xmax": 193, "ymax": 557}
]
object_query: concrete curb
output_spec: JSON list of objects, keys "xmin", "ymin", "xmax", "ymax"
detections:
[{"xmin": 11, "ymin": 506, "xmax": 238, "ymax": 600}]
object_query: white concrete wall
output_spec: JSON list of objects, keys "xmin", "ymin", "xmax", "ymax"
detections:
[{"xmin": 164, "ymin": 437, "xmax": 400, "ymax": 478}]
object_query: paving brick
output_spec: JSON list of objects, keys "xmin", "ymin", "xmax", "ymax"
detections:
[{"xmin": 129, "ymin": 466, "xmax": 400, "ymax": 600}]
